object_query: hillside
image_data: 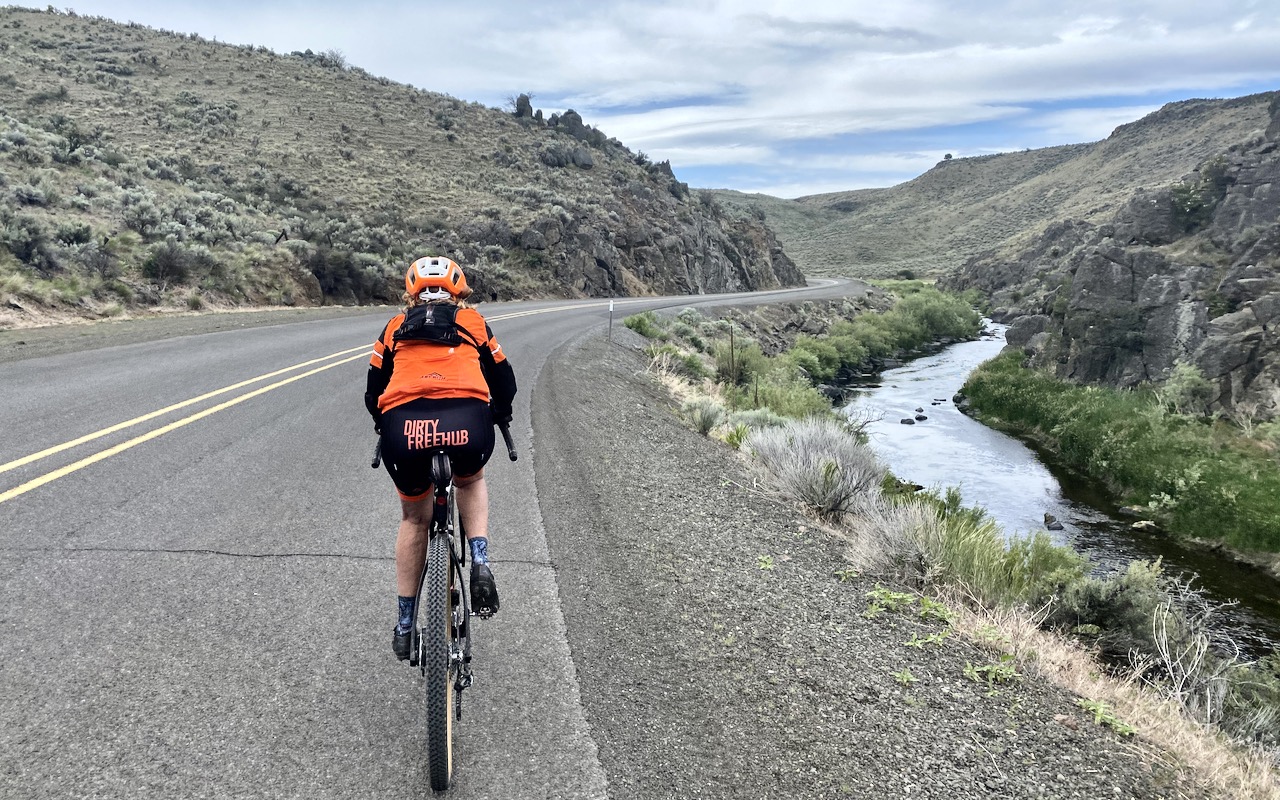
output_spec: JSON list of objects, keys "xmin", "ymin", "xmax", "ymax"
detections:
[
  {"xmin": 942, "ymin": 94, "xmax": 1280, "ymax": 420},
  {"xmin": 715, "ymin": 92, "xmax": 1277, "ymax": 278},
  {"xmin": 0, "ymin": 6, "xmax": 800, "ymax": 328}
]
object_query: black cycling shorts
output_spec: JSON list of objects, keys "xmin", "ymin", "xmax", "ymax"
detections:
[{"xmin": 380, "ymin": 397, "xmax": 494, "ymax": 500}]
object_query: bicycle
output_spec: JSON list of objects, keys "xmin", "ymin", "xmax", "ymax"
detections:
[{"xmin": 372, "ymin": 419, "xmax": 517, "ymax": 791}]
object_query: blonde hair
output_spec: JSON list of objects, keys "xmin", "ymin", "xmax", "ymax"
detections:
[{"xmin": 402, "ymin": 291, "xmax": 472, "ymax": 310}]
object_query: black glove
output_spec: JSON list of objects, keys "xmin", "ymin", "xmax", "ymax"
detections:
[
  {"xmin": 372, "ymin": 412, "xmax": 383, "ymax": 436},
  {"xmin": 491, "ymin": 405, "xmax": 512, "ymax": 426}
]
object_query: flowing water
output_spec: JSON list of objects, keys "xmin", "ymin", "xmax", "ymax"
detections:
[{"xmin": 843, "ymin": 324, "xmax": 1280, "ymax": 659}]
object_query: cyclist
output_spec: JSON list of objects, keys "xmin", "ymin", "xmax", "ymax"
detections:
[{"xmin": 364, "ymin": 256, "xmax": 517, "ymax": 660}]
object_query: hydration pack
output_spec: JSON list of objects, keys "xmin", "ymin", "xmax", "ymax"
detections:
[
  {"xmin": 391, "ymin": 303, "xmax": 498, "ymax": 380},
  {"xmin": 392, "ymin": 303, "xmax": 468, "ymax": 347}
]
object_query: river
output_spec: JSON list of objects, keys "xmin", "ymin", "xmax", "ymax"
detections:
[{"xmin": 843, "ymin": 324, "xmax": 1280, "ymax": 659}]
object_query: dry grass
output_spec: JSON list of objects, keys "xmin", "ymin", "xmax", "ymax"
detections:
[
  {"xmin": 645, "ymin": 348, "xmax": 719, "ymax": 406},
  {"xmin": 948, "ymin": 602, "xmax": 1280, "ymax": 800}
]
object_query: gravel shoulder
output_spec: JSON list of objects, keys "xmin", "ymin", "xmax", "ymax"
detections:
[{"xmin": 533, "ymin": 327, "xmax": 1209, "ymax": 800}]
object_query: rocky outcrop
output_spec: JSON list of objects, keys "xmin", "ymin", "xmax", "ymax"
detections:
[{"xmin": 944, "ymin": 92, "xmax": 1280, "ymax": 419}]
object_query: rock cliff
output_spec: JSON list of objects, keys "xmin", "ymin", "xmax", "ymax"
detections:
[{"xmin": 944, "ymin": 93, "xmax": 1280, "ymax": 419}]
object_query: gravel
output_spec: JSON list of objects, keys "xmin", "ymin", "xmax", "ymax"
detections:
[{"xmin": 534, "ymin": 327, "xmax": 1209, "ymax": 800}]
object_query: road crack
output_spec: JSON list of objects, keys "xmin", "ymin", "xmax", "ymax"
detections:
[{"xmin": 1, "ymin": 545, "xmax": 394, "ymax": 561}]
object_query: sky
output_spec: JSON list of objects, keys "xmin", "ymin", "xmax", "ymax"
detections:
[{"xmin": 51, "ymin": 1, "xmax": 1280, "ymax": 198}]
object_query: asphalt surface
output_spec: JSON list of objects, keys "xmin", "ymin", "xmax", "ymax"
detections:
[{"xmin": 0, "ymin": 280, "xmax": 867, "ymax": 799}]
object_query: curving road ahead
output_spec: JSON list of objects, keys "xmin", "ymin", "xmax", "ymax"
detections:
[{"xmin": 0, "ymin": 279, "xmax": 862, "ymax": 799}]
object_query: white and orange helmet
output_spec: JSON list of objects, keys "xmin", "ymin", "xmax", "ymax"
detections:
[{"xmin": 405, "ymin": 256, "xmax": 470, "ymax": 300}]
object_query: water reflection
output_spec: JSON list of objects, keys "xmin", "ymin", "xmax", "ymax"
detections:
[{"xmin": 844, "ymin": 324, "xmax": 1280, "ymax": 658}]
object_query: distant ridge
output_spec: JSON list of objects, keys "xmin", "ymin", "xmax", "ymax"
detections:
[{"xmin": 714, "ymin": 92, "xmax": 1277, "ymax": 278}]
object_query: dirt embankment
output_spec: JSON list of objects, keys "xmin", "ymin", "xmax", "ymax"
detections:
[{"xmin": 533, "ymin": 328, "xmax": 1206, "ymax": 799}]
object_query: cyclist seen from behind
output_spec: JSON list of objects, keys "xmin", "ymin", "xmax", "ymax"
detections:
[{"xmin": 364, "ymin": 256, "xmax": 517, "ymax": 660}]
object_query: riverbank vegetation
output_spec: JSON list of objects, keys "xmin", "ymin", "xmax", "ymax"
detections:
[
  {"xmin": 624, "ymin": 295, "xmax": 1280, "ymax": 797},
  {"xmin": 962, "ymin": 351, "xmax": 1280, "ymax": 556},
  {"xmin": 626, "ymin": 282, "xmax": 982, "ymax": 420}
]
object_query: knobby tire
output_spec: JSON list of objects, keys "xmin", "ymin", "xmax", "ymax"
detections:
[{"xmin": 424, "ymin": 532, "xmax": 455, "ymax": 791}]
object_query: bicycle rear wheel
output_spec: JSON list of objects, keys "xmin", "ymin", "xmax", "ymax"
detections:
[{"xmin": 423, "ymin": 532, "xmax": 456, "ymax": 790}]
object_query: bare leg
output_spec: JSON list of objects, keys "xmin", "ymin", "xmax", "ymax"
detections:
[
  {"xmin": 456, "ymin": 469, "xmax": 499, "ymax": 613},
  {"xmin": 455, "ymin": 470, "xmax": 489, "ymax": 542},
  {"xmin": 395, "ymin": 495, "xmax": 431, "ymax": 597}
]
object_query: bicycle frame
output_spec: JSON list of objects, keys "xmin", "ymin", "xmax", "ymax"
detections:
[
  {"xmin": 409, "ymin": 451, "xmax": 473, "ymax": 697},
  {"xmin": 368, "ymin": 419, "xmax": 516, "ymax": 790}
]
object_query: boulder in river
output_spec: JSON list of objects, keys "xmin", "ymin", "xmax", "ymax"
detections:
[
  {"xmin": 1132, "ymin": 520, "xmax": 1162, "ymax": 533},
  {"xmin": 900, "ymin": 418, "xmax": 916, "ymax": 425},
  {"xmin": 914, "ymin": 414, "xmax": 928, "ymax": 421}
]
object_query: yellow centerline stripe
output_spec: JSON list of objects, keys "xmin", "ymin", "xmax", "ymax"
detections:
[
  {"xmin": 0, "ymin": 344, "xmax": 368, "ymax": 477},
  {"xmin": 0, "ymin": 353, "xmax": 367, "ymax": 505},
  {"xmin": 0, "ymin": 306, "xmax": 568, "ymax": 478},
  {"xmin": 0, "ymin": 297, "xmax": 658, "ymax": 504}
]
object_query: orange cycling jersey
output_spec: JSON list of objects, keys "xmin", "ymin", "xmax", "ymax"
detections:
[{"xmin": 369, "ymin": 305, "xmax": 507, "ymax": 412}]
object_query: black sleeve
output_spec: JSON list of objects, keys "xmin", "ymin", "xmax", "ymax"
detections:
[
  {"xmin": 365, "ymin": 364, "xmax": 392, "ymax": 419},
  {"xmin": 487, "ymin": 358, "xmax": 517, "ymax": 412},
  {"xmin": 364, "ymin": 330, "xmax": 394, "ymax": 419},
  {"xmin": 480, "ymin": 322, "xmax": 516, "ymax": 414}
]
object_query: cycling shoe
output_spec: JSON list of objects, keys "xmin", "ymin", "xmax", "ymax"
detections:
[
  {"xmin": 392, "ymin": 627, "xmax": 412, "ymax": 660},
  {"xmin": 470, "ymin": 563, "xmax": 500, "ymax": 617}
]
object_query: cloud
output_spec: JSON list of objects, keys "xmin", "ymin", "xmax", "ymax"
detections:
[
  {"xmin": 1020, "ymin": 105, "xmax": 1165, "ymax": 144},
  {"xmin": 64, "ymin": 0, "xmax": 1280, "ymax": 196}
]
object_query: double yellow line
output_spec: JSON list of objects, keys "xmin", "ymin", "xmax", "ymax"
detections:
[
  {"xmin": 0, "ymin": 301, "xmax": 646, "ymax": 506},
  {"xmin": 0, "ymin": 347, "xmax": 369, "ymax": 505}
]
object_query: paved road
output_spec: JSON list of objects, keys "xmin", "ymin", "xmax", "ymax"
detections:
[{"xmin": 0, "ymin": 280, "xmax": 862, "ymax": 799}]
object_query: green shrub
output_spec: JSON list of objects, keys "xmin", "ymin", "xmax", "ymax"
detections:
[
  {"xmin": 143, "ymin": 239, "xmax": 192, "ymax": 285},
  {"xmin": 1222, "ymin": 654, "xmax": 1280, "ymax": 748},
  {"xmin": 1155, "ymin": 363, "xmax": 1214, "ymax": 417},
  {"xmin": 679, "ymin": 352, "xmax": 708, "ymax": 380},
  {"xmin": 1, "ymin": 214, "xmax": 59, "ymax": 273},
  {"xmin": 746, "ymin": 417, "xmax": 884, "ymax": 520},
  {"xmin": 713, "ymin": 339, "xmax": 767, "ymax": 385},
  {"xmin": 677, "ymin": 307, "xmax": 702, "ymax": 326},
  {"xmin": 779, "ymin": 347, "xmax": 822, "ymax": 380},
  {"xmin": 682, "ymin": 398, "xmax": 723, "ymax": 436},
  {"xmin": 624, "ymin": 310, "xmax": 664, "ymax": 339},
  {"xmin": 646, "ymin": 343, "xmax": 707, "ymax": 380},
  {"xmin": 1049, "ymin": 560, "xmax": 1175, "ymax": 656},
  {"xmin": 793, "ymin": 335, "xmax": 841, "ymax": 381},
  {"xmin": 56, "ymin": 222, "xmax": 92, "ymax": 245},
  {"xmin": 726, "ymin": 408, "xmax": 787, "ymax": 429},
  {"xmin": 1003, "ymin": 532, "xmax": 1090, "ymax": 605},
  {"xmin": 12, "ymin": 184, "xmax": 49, "ymax": 206},
  {"xmin": 724, "ymin": 423, "xmax": 751, "ymax": 450},
  {"xmin": 104, "ymin": 279, "xmax": 133, "ymax": 301}
]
